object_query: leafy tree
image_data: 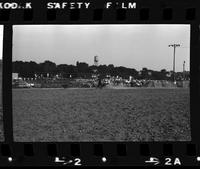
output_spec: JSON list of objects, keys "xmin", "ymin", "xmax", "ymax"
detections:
[
  {"xmin": 76, "ymin": 62, "xmax": 89, "ymax": 73},
  {"xmin": 40, "ymin": 60, "xmax": 56, "ymax": 74},
  {"xmin": 12, "ymin": 60, "xmax": 187, "ymax": 80}
]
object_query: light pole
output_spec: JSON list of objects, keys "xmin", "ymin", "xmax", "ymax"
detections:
[{"xmin": 168, "ymin": 44, "xmax": 180, "ymax": 82}]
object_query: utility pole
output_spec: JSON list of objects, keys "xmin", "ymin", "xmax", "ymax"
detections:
[
  {"xmin": 168, "ymin": 44, "xmax": 180, "ymax": 82},
  {"xmin": 183, "ymin": 60, "xmax": 186, "ymax": 80}
]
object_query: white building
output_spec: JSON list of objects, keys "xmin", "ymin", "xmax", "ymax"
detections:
[{"xmin": 12, "ymin": 73, "xmax": 19, "ymax": 80}]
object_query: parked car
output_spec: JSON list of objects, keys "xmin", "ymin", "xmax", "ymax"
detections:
[{"xmin": 12, "ymin": 79, "xmax": 32, "ymax": 88}]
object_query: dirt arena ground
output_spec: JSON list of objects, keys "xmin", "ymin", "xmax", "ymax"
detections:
[{"xmin": 13, "ymin": 88, "xmax": 191, "ymax": 142}]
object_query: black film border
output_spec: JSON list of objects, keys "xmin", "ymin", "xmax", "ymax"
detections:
[{"xmin": 0, "ymin": 0, "xmax": 200, "ymax": 166}]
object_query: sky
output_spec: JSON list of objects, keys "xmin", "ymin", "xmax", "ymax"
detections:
[
  {"xmin": 0, "ymin": 25, "xmax": 3, "ymax": 60},
  {"xmin": 13, "ymin": 24, "xmax": 190, "ymax": 72}
]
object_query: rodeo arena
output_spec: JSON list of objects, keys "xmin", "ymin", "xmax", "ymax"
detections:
[{"xmin": 12, "ymin": 56, "xmax": 190, "ymax": 89}]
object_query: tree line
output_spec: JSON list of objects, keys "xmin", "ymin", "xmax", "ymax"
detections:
[{"xmin": 12, "ymin": 60, "xmax": 189, "ymax": 80}]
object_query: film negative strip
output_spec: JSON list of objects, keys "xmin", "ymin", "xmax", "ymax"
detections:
[{"xmin": 0, "ymin": 0, "xmax": 199, "ymax": 166}]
